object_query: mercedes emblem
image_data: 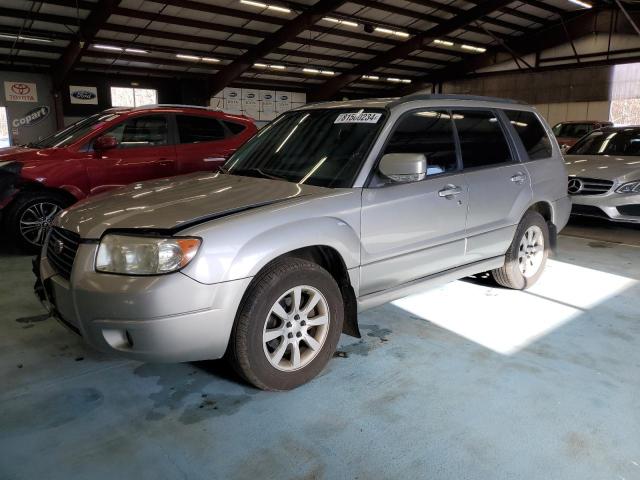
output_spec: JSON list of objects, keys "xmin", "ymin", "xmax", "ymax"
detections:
[{"xmin": 567, "ymin": 178, "xmax": 583, "ymax": 194}]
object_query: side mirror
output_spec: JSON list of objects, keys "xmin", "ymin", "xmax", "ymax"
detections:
[
  {"xmin": 378, "ymin": 153, "xmax": 427, "ymax": 183},
  {"xmin": 94, "ymin": 135, "xmax": 118, "ymax": 151}
]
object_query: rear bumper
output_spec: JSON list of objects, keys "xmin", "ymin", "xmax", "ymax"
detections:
[
  {"xmin": 570, "ymin": 192, "xmax": 640, "ymax": 224},
  {"xmin": 38, "ymin": 243, "xmax": 252, "ymax": 362}
]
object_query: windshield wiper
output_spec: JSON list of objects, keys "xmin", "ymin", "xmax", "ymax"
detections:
[{"xmin": 231, "ymin": 168, "xmax": 287, "ymax": 182}]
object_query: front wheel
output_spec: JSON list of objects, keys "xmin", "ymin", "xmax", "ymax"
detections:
[
  {"xmin": 5, "ymin": 192, "xmax": 71, "ymax": 253},
  {"xmin": 227, "ymin": 258, "xmax": 344, "ymax": 391},
  {"xmin": 491, "ymin": 211, "xmax": 549, "ymax": 290}
]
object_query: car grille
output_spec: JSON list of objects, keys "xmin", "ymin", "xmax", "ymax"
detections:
[
  {"xmin": 571, "ymin": 204, "xmax": 609, "ymax": 219},
  {"xmin": 617, "ymin": 204, "xmax": 640, "ymax": 217},
  {"xmin": 46, "ymin": 227, "xmax": 81, "ymax": 280},
  {"xmin": 567, "ymin": 177, "xmax": 614, "ymax": 196}
]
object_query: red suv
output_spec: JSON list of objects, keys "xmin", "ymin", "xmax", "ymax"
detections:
[{"xmin": 0, "ymin": 105, "xmax": 256, "ymax": 250}]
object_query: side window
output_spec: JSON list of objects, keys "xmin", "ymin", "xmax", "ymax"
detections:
[
  {"xmin": 504, "ymin": 110, "xmax": 552, "ymax": 160},
  {"xmin": 104, "ymin": 115, "xmax": 169, "ymax": 149},
  {"xmin": 453, "ymin": 110, "xmax": 513, "ymax": 169},
  {"xmin": 223, "ymin": 120, "xmax": 247, "ymax": 136},
  {"xmin": 176, "ymin": 115, "xmax": 226, "ymax": 143},
  {"xmin": 383, "ymin": 110, "xmax": 458, "ymax": 176}
]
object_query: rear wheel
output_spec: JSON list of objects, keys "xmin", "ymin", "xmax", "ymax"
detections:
[
  {"xmin": 5, "ymin": 192, "xmax": 71, "ymax": 253},
  {"xmin": 228, "ymin": 258, "xmax": 344, "ymax": 391},
  {"xmin": 491, "ymin": 211, "xmax": 549, "ymax": 290}
]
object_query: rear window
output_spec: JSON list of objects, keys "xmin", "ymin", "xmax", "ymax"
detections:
[
  {"xmin": 504, "ymin": 110, "xmax": 552, "ymax": 160},
  {"xmin": 453, "ymin": 110, "xmax": 513, "ymax": 168},
  {"xmin": 223, "ymin": 120, "xmax": 247, "ymax": 135},
  {"xmin": 176, "ymin": 115, "xmax": 226, "ymax": 143}
]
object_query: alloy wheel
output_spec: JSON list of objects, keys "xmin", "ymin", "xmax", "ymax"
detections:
[
  {"xmin": 518, "ymin": 225, "xmax": 544, "ymax": 278},
  {"xmin": 19, "ymin": 202, "xmax": 61, "ymax": 246}
]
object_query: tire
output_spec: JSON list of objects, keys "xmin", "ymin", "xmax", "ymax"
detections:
[
  {"xmin": 491, "ymin": 211, "xmax": 549, "ymax": 290},
  {"xmin": 227, "ymin": 258, "xmax": 344, "ymax": 391},
  {"xmin": 4, "ymin": 192, "xmax": 72, "ymax": 253}
]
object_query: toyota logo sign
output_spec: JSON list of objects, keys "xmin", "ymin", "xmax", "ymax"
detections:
[
  {"xmin": 11, "ymin": 83, "xmax": 31, "ymax": 95},
  {"xmin": 567, "ymin": 178, "xmax": 583, "ymax": 194}
]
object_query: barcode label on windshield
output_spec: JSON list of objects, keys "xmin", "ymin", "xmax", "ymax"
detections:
[{"xmin": 334, "ymin": 112, "xmax": 382, "ymax": 124}]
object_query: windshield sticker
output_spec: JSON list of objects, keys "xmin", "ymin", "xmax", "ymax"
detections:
[{"xmin": 334, "ymin": 112, "xmax": 382, "ymax": 124}]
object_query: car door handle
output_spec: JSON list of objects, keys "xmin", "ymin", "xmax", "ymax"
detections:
[
  {"xmin": 204, "ymin": 157, "xmax": 226, "ymax": 162},
  {"xmin": 511, "ymin": 172, "xmax": 526, "ymax": 184},
  {"xmin": 438, "ymin": 185, "xmax": 462, "ymax": 198}
]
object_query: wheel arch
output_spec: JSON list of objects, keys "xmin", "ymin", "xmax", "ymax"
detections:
[{"xmin": 526, "ymin": 200, "xmax": 557, "ymax": 253}]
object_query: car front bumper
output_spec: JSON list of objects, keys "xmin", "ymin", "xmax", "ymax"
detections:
[
  {"xmin": 38, "ymin": 242, "xmax": 252, "ymax": 362},
  {"xmin": 570, "ymin": 191, "xmax": 640, "ymax": 224}
]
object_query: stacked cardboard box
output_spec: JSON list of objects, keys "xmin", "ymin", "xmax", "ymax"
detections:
[{"xmin": 211, "ymin": 88, "xmax": 306, "ymax": 121}]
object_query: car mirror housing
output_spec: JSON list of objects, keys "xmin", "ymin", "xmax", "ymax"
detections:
[
  {"xmin": 94, "ymin": 135, "xmax": 118, "ymax": 151},
  {"xmin": 378, "ymin": 153, "xmax": 427, "ymax": 183}
]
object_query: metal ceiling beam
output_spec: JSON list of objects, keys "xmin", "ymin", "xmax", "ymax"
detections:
[
  {"xmin": 400, "ymin": 7, "xmax": 637, "ymax": 92},
  {"xmin": 52, "ymin": 0, "xmax": 122, "ymax": 89},
  {"xmin": 407, "ymin": 0, "xmax": 553, "ymax": 24},
  {"xmin": 520, "ymin": 0, "xmax": 567, "ymax": 16},
  {"xmin": 207, "ymin": 0, "xmax": 347, "ymax": 95},
  {"xmin": 308, "ymin": 0, "xmax": 515, "ymax": 100}
]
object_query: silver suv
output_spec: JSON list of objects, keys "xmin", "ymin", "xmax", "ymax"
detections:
[{"xmin": 37, "ymin": 95, "xmax": 571, "ymax": 390}]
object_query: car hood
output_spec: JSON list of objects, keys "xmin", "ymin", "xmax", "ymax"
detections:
[
  {"xmin": 55, "ymin": 172, "xmax": 332, "ymax": 238},
  {"xmin": 556, "ymin": 137, "xmax": 578, "ymax": 147},
  {"xmin": 0, "ymin": 146, "xmax": 64, "ymax": 164},
  {"xmin": 564, "ymin": 154, "xmax": 640, "ymax": 182}
]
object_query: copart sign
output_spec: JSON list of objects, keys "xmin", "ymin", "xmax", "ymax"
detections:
[
  {"xmin": 4, "ymin": 81, "xmax": 38, "ymax": 102},
  {"xmin": 12, "ymin": 106, "xmax": 50, "ymax": 128}
]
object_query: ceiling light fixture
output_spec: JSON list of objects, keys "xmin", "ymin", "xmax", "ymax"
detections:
[
  {"xmin": 303, "ymin": 68, "xmax": 320, "ymax": 74},
  {"xmin": 568, "ymin": 0, "xmax": 592, "ymax": 8},
  {"xmin": 177, "ymin": 54, "xmax": 201, "ymax": 61},
  {"xmin": 374, "ymin": 27, "xmax": 410, "ymax": 38},
  {"xmin": 0, "ymin": 33, "xmax": 53, "ymax": 43},
  {"xmin": 202, "ymin": 57, "xmax": 220, "ymax": 63},
  {"xmin": 461, "ymin": 44, "xmax": 486, "ymax": 53},
  {"xmin": 94, "ymin": 44, "xmax": 123, "ymax": 51},
  {"xmin": 385, "ymin": 77, "xmax": 411, "ymax": 83},
  {"xmin": 362, "ymin": 75, "xmax": 379, "ymax": 81},
  {"xmin": 322, "ymin": 17, "xmax": 359, "ymax": 28},
  {"xmin": 434, "ymin": 39, "xmax": 454, "ymax": 47},
  {"xmin": 254, "ymin": 63, "xmax": 285, "ymax": 70},
  {"xmin": 240, "ymin": 0, "xmax": 291, "ymax": 13},
  {"xmin": 125, "ymin": 48, "xmax": 147, "ymax": 54}
]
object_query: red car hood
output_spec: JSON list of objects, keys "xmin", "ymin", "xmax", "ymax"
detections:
[
  {"xmin": 556, "ymin": 137, "xmax": 578, "ymax": 147},
  {"xmin": 0, "ymin": 146, "xmax": 68, "ymax": 165}
]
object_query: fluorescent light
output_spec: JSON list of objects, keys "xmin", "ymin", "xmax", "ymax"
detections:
[
  {"xmin": 254, "ymin": 63, "xmax": 268, "ymax": 68},
  {"xmin": 240, "ymin": 0, "xmax": 290, "ymax": 13},
  {"xmin": 125, "ymin": 48, "xmax": 147, "ymax": 54},
  {"xmin": 568, "ymin": 0, "xmax": 592, "ymax": 8},
  {"xmin": 202, "ymin": 57, "xmax": 220, "ymax": 63},
  {"xmin": 303, "ymin": 68, "xmax": 320, "ymax": 74},
  {"xmin": 267, "ymin": 5, "xmax": 291, "ymax": 13},
  {"xmin": 177, "ymin": 54, "xmax": 201, "ymax": 61},
  {"xmin": 401, "ymin": 79, "xmax": 411, "ymax": 83},
  {"xmin": 387, "ymin": 77, "xmax": 402, "ymax": 82},
  {"xmin": 320, "ymin": 70, "xmax": 335, "ymax": 75},
  {"xmin": 362, "ymin": 75, "xmax": 379, "ymax": 81},
  {"xmin": 461, "ymin": 44, "xmax": 486, "ymax": 53},
  {"xmin": 434, "ymin": 39, "xmax": 454, "ymax": 47},
  {"xmin": 322, "ymin": 17, "xmax": 359, "ymax": 28},
  {"xmin": 0, "ymin": 33, "xmax": 52, "ymax": 43},
  {"xmin": 374, "ymin": 27, "xmax": 410, "ymax": 38},
  {"xmin": 270, "ymin": 64, "xmax": 286, "ymax": 70},
  {"xmin": 94, "ymin": 44, "xmax": 123, "ymax": 51}
]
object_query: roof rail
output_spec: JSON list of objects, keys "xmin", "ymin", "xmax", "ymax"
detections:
[
  {"xmin": 389, "ymin": 93, "xmax": 526, "ymax": 108},
  {"xmin": 131, "ymin": 104, "xmax": 222, "ymax": 111}
]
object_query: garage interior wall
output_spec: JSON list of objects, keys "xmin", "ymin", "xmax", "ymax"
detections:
[{"xmin": 0, "ymin": 71, "xmax": 57, "ymax": 146}]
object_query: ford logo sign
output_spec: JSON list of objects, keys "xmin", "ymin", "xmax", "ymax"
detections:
[
  {"xmin": 71, "ymin": 90, "xmax": 96, "ymax": 100},
  {"xmin": 264, "ymin": 94, "xmax": 273, "ymax": 99},
  {"xmin": 229, "ymin": 92, "xmax": 238, "ymax": 98},
  {"xmin": 247, "ymin": 93, "xmax": 255, "ymax": 98}
]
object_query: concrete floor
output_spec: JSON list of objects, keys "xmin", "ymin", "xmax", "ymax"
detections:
[{"xmin": 1, "ymin": 219, "xmax": 639, "ymax": 480}]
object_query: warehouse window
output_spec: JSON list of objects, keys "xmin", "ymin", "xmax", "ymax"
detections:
[
  {"xmin": 176, "ymin": 115, "xmax": 226, "ymax": 143},
  {"xmin": 384, "ymin": 110, "xmax": 458, "ymax": 176},
  {"xmin": 110, "ymin": 87, "xmax": 158, "ymax": 107},
  {"xmin": 504, "ymin": 110, "xmax": 552, "ymax": 160},
  {"xmin": 610, "ymin": 63, "xmax": 640, "ymax": 125},
  {"xmin": 453, "ymin": 110, "xmax": 513, "ymax": 168}
]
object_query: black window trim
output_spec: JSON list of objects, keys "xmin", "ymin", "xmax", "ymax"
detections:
[
  {"xmin": 174, "ymin": 113, "xmax": 230, "ymax": 144},
  {"xmin": 500, "ymin": 108, "xmax": 554, "ymax": 163},
  {"xmin": 449, "ymin": 107, "xmax": 522, "ymax": 173},
  {"xmin": 365, "ymin": 106, "xmax": 464, "ymax": 188}
]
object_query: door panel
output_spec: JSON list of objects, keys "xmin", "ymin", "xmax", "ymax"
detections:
[
  {"xmin": 452, "ymin": 109, "xmax": 533, "ymax": 261},
  {"xmin": 175, "ymin": 114, "xmax": 237, "ymax": 174},
  {"xmin": 360, "ymin": 173, "xmax": 468, "ymax": 295},
  {"xmin": 87, "ymin": 114, "xmax": 177, "ymax": 193}
]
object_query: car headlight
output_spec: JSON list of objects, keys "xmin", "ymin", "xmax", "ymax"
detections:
[
  {"xmin": 616, "ymin": 180, "xmax": 640, "ymax": 194},
  {"xmin": 96, "ymin": 234, "xmax": 201, "ymax": 275}
]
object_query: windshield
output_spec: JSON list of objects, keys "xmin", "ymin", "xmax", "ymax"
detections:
[
  {"xmin": 30, "ymin": 112, "xmax": 120, "ymax": 148},
  {"xmin": 552, "ymin": 122, "xmax": 594, "ymax": 139},
  {"xmin": 567, "ymin": 129, "xmax": 640, "ymax": 156},
  {"xmin": 223, "ymin": 108, "xmax": 387, "ymax": 188}
]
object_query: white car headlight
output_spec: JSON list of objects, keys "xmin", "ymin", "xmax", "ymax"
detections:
[
  {"xmin": 96, "ymin": 234, "xmax": 201, "ymax": 275},
  {"xmin": 616, "ymin": 180, "xmax": 640, "ymax": 194}
]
